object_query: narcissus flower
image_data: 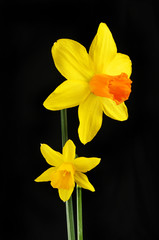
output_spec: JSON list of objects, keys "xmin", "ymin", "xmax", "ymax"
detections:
[
  {"xmin": 44, "ymin": 23, "xmax": 132, "ymax": 144},
  {"xmin": 35, "ymin": 139, "xmax": 100, "ymax": 202}
]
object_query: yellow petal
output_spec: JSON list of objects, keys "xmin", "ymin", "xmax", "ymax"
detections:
[
  {"xmin": 52, "ymin": 39, "xmax": 94, "ymax": 81},
  {"xmin": 74, "ymin": 172, "xmax": 95, "ymax": 192},
  {"xmin": 40, "ymin": 144, "xmax": 63, "ymax": 167},
  {"xmin": 74, "ymin": 157, "xmax": 101, "ymax": 173},
  {"xmin": 58, "ymin": 188, "xmax": 74, "ymax": 202},
  {"xmin": 78, "ymin": 93, "xmax": 103, "ymax": 144},
  {"xmin": 34, "ymin": 167, "xmax": 56, "ymax": 182},
  {"xmin": 43, "ymin": 80, "xmax": 90, "ymax": 110},
  {"xmin": 100, "ymin": 97, "xmax": 128, "ymax": 121},
  {"xmin": 89, "ymin": 22, "xmax": 117, "ymax": 74},
  {"xmin": 105, "ymin": 53, "xmax": 132, "ymax": 77},
  {"xmin": 62, "ymin": 139, "xmax": 76, "ymax": 162}
]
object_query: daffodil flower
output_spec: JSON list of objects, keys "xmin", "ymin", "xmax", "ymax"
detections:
[
  {"xmin": 44, "ymin": 23, "xmax": 132, "ymax": 144},
  {"xmin": 35, "ymin": 139, "xmax": 100, "ymax": 202}
]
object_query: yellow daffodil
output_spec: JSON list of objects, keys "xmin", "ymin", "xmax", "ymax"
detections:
[
  {"xmin": 44, "ymin": 22, "xmax": 132, "ymax": 144},
  {"xmin": 35, "ymin": 139, "xmax": 100, "ymax": 202}
]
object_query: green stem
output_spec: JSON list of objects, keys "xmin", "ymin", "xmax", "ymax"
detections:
[
  {"xmin": 65, "ymin": 197, "xmax": 76, "ymax": 240},
  {"xmin": 60, "ymin": 109, "xmax": 68, "ymax": 146},
  {"xmin": 60, "ymin": 109, "xmax": 76, "ymax": 240},
  {"xmin": 76, "ymin": 185, "xmax": 83, "ymax": 240}
]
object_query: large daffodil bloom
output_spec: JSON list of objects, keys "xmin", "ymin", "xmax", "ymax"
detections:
[
  {"xmin": 44, "ymin": 23, "xmax": 132, "ymax": 144},
  {"xmin": 35, "ymin": 139, "xmax": 100, "ymax": 202}
]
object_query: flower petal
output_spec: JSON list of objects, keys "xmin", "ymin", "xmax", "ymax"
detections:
[
  {"xmin": 100, "ymin": 97, "xmax": 128, "ymax": 121},
  {"xmin": 105, "ymin": 53, "xmax": 132, "ymax": 77},
  {"xmin": 58, "ymin": 187, "xmax": 74, "ymax": 202},
  {"xmin": 62, "ymin": 140, "xmax": 76, "ymax": 162},
  {"xmin": 40, "ymin": 144, "xmax": 63, "ymax": 167},
  {"xmin": 34, "ymin": 167, "xmax": 56, "ymax": 182},
  {"xmin": 74, "ymin": 157, "xmax": 101, "ymax": 173},
  {"xmin": 43, "ymin": 80, "xmax": 90, "ymax": 110},
  {"xmin": 74, "ymin": 172, "xmax": 95, "ymax": 192},
  {"xmin": 89, "ymin": 22, "xmax": 117, "ymax": 74},
  {"xmin": 78, "ymin": 93, "xmax": 103, "ymax": 144},
  {"xmin": 52, "ymin": 39, "xmax": 94, "ymax": 81}
]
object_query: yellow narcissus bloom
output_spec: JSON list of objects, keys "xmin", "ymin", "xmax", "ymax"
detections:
[
  {"xmin": 35, "ymin": 139, "xmax": 100, "ymax": 202},
  {"xmin": 44, "ymin": 23, "xmax": 132, "ymax": 144}
]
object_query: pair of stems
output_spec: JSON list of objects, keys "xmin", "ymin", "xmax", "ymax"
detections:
[{"xmin": 60, "ymin": 109, "xmax": 83, "ymax": 240}]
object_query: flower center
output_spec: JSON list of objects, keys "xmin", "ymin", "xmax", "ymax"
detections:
[
  {"xmin": 89, "ymin": 73, "xmax": 132, "ymax": 104},
  {"xmin": 51, "ymin": 163, "xmax": 75, "ymax": 190}
]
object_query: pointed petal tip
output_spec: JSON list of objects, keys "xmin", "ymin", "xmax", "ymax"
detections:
[
  {"xmin": 43, "ymin": 97, "xmax": 56, "ymax": 111},
  {"xmin": 97, "ymin": 22, "xmax": 111, "ymax": 34},
  {"xmin": 99, "ymin": 22, "xmax": 106, "ymax": 27},
  {"xmin": 34, "ymin": 176, "xmax": 41, "ymax": 182},
  {"xmin": 78, "ymin": 132, "xmax": 93, "ymax": 145},
  {"xmin": 51, "ymin": 40, "xmax": 57, "ymax": 49},
  {"xmin": 34, "ymin": 177, "xmax": 43, "ymax": 183},
  {"xmin": 40, "ymin": 143, "xmax": 46, "ymax": 150},
  {"xmin": 43, "ymin": 99, "xmax": 50, "ymax": 110},
  {"xmin": 80, "ymin": 138, "xmax": 87, "ymax": 145},
  {"xmin": 78, "ymin": 126, "xmax": 90, "ymax": 145},
  {"xmin": 79, "ymin": 135, "xmax": 90, "ymax": 145},
  {"xmin": 58, "ymin": 188, "xmax": 74, "ymax": 202},
  {"xmin": 88, "ymin": 184, "xmax": 95, "ymax": 192},
  {"xmin": 43, "ymin": 99, "xmax": 48, "ymax": 110},
  {"xmin": 66, "ymin": 139, "xmax": 74, "ymax": 145},
  {"xmin": 96, "ymin": 158, "xmax": 101, "ymax": 165},
  {"xmin": 43, "ymin": 100, "xmax": 46, "ymax": 107}
]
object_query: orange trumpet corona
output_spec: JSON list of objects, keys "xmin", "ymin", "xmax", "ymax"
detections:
[{"xmin": 89, "ymin": 73, "xmax": 132, "ymax": 104}]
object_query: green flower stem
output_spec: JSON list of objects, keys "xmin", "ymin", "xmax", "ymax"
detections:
[
  {"xmin": 60, "ymin": 109, "xmax": 76, "ymax": 240},
  {"xmin": 60, "ymin": 109, "xmax": 68, "ymax": 146},
  {"xmin": 76, "ymin": 185, "xmax": 83, "ymax": 240},
  {"xmin": 65, "ymin": 198, "xmax": 76, "ymax": 240}
]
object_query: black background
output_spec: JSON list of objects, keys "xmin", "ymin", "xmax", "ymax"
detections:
[{"xmin": 2, "ymin": 0, "xmax": 159, "ymax": 239}]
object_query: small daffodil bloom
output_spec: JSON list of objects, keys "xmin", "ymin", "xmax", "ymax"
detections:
[
  {"xmin": 35, "ymin": 139, "xmax": 100, "ymax": 202},
  {"xmin": 44, "ymin": 23, "xmax": 132, "ymax": 144}
]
